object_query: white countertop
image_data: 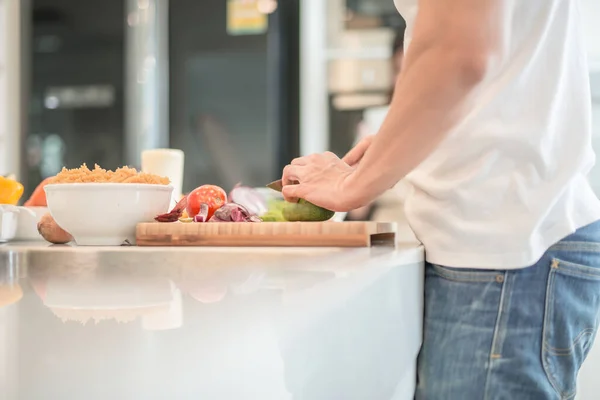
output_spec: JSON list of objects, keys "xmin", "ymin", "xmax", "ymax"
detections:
[
  {"xmin": 0, "ymin": 241, "xmax": 424, "ymax": 400},
  {"xmin": 0, "ymin": 240, "xmax": 423, "ymax": 265}
]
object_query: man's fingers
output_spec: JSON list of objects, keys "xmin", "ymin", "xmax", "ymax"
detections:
[
  {"xmin": 282, "ymin": 183, "xmax": 304, "ymax": 203},
  {"xmin": 282, "ymin": 164, "xmax": 306, "ymax": 202},
  {"xmin": 290, "ymin": 156, "xmax": 309, "ymax": 166},
  {"xmin": 282, "ymin": 164, "xmax": 305, "ymax": 186}
]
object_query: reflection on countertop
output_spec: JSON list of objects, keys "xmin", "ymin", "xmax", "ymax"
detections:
[{"xmin": 0, "ymin": 243, "xmax": 424, "ymax": 400}]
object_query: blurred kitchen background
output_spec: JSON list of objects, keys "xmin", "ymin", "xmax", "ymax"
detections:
[
  {"xmin": 1, "ymin": 0, "xmax": 598, "ymax": 197},
  {"xmin": 0, "ymin": 0, "xmax": 409, "ymax": 199},
  {"xmin": 1, "ymin": 0, "xmax": 600, "ymax": 398}
]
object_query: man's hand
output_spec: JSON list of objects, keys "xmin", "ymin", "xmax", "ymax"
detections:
[
  {"xmin": 279, "ymin": 0, "xmax": 505, "ymax": 211},
  {"xmin": 281, "ymin": 152, "xmax": 366, "ymax": 212},
  {"xmin": 343, "ymin": 135, "xmax": 375, "ymax": 167}
]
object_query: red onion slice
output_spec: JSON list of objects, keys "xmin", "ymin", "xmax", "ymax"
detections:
[
  {"xmin": 155, "ymin": 197, "xmax": 188, "ymax": 222},
  {"xmin": 229, "ymin": 184, "xmax": 268, "ymax": 216},
  {"xmin": 194, "ymin": 203, "xmax": 209, "ymax": 222},
  {"xmin": 209, "ymin": 202, "xmax": 261, "ymax": 222}
]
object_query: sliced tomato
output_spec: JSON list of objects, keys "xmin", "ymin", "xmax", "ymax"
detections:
[{"xmin": 186, "ymin": 185, "xmax": 227, "ymax": 220}]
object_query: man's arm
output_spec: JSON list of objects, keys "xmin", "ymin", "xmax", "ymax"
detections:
[{"xmin": 345, "ymin": 0, "xmax": 508, "ymax": 208}]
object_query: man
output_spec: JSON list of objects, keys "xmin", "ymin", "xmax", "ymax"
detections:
[{"xmin": 281, "ymin": 0, "xmax": 600, "ymax": 398}]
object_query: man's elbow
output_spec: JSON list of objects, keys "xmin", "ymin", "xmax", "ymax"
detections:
[{"xmin": 451, "ymin": 48, "xmax": 494, "ymax": 87}]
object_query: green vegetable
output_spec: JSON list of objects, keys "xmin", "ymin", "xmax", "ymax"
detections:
[
  {"xmin": 281, "ymin": 199, "xmax": 335, "ymax": 222},
  {"xmin": 260, "ymin": 213, "xmax": 286, "ymax": 222},
  {"xmin": 261, "ymin": 199, "xmax": 334, "ymax": 222},
  {"xmin": 267, "ymin": 198, "xmax": 287, "ymax": 211},
  {"xmin": 260, "ymin": 199, "xmax": 286, "ymax": 222},
  {"xmin": 265, "ymin": 181, "xmax": 335, "ymax": 222}
]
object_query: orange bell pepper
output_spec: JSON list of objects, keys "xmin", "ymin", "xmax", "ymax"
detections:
[{"xmin": 0, "ymin": 176, "xmax": 24, "ymax": 205}]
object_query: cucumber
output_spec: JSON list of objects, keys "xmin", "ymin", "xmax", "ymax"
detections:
[
  {"xmin": 265, "ymin": 182, "xmax": 335, "ymax": 222},
  {"xmin": 260, "ymin": 212, "xmax": 286, "ymax": 222},
  {"xmin": 281, "ymin": 199, "xmax": 335, "ymax": 222}
]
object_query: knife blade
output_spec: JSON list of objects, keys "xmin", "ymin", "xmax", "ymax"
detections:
[
  {"xmin": 266, "ymin": 180, "xmax": 283, "ymax": 192},
  {"xmin": 267, "ymin": 179, "xmax": 301, "ymax": 193}
]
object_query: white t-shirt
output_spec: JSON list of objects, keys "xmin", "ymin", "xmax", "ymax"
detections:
[{"xmin": 394, "ymin": 0, "xmax": 600, "ymax": 268}]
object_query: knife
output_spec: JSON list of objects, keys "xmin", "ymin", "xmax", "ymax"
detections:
[
  {"xmin": 267, "ymin": 179, "xmax": 300, "ymax": 193},
  {"xmin": 266, "ymin": 180, "xmax": 283, "ymax": 192}
]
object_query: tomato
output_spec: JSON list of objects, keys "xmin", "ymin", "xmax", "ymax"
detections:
[{"xmin": 186, "ymin": 185, "xmax": 227, "ymax": 219}]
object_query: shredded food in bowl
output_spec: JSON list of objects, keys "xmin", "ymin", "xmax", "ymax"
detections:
[{"xmin": 48, "ymin": 163, "xmax": 170, "ymax": 185}]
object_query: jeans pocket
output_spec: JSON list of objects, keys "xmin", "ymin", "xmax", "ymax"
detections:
[{"xmin": 542, "ymin": 257, "xmax": 600, "ymax": 398}]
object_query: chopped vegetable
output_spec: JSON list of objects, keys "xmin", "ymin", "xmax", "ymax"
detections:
[
  {"xmin": 260, "ymin": 213, "xmax": 285, "ymax": 222},
  {"xmin": 156, "ymin": 184, "xmax": 263, "ymax": 223},
  {"xmin": 178, "ymin": 217, "xmax": 193, "ymax": 223},
  {"xmin": 209, "ymin": 203, "xmax": 261, "ymax": 222},
  {"xmin": 155, "ymin": 197, "xmax": 188, "ymax": 222},
  {"xmin": 265, "ymin": 181, "xmax": 335, "ymax": 222},
  {"xmin": 260, "ymin": 199, "xmax": 287, "ymax": 222},
  {"xmin": 24, "ymin": 177, "xmax": 52, "ymax": 207},
  {"xmin": 229, "ymin": 184, "xmax": 268, "ymax": 216},
  {"xmin": 194, "ymin": 204, "xmax": 209, "ymax": 222},
  {"xmin": 0, "ymin": 176, "xmax": 24, "ymax": 205},
  {"xmin": 37, "ymin": 213, "xmax": 73, "ymax": 244},
  {"xmin": 282, "ymin": 199, "xmax": 335, "ymax": 222},
  {"xmin": 187, "ymin": 185, "xmax": 227, "ymax": 220}
]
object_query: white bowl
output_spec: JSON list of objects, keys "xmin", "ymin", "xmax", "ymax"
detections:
[
  {"xmin": 0, "ymin": 205, "xmax": 19, "ymax": 242},
  {"xmin": 44, "ymin": 183, "xmax": 173, "ymax": 246},
  {"xmin": 15, "ymin": 206, "xmax": 49, "ymax": 241}
]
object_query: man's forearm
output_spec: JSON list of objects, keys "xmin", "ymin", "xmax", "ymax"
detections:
[{"xmin": 346, "ymin": 42, "xmax": 488, "ymax": 208}]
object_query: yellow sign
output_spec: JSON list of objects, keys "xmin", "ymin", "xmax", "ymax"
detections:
[{"xmin": 227, "ymin": 0, "xmax": 268, "ymax": 35}]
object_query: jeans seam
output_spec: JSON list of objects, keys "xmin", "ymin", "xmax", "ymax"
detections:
[
  {"xmin": 483, "ymin": 270, "xmax": 508, "ymax": 400},
  {"xmin": 553, "ymin": 257, "xmax": 600, "ymax": 279},
  {"xmin": 430, "ymin": 265, "xmax": 498, "ymax": 283},
  {"xmin": 557, "ymin": 270, "xmax": 600, "ymax": 280},
  {"xmin": 543, "ymin": 328, "xmax": 595, "ymax": 355},
  {"xmin": 430, "ymin": 274, "xmax": 495, "ymax": 283},
  {"xmin": 550, "ymin": 241, "xmax": 600, "ymax": 253},
  {"xmin": 542, "ymin": 267, "xmax": 574, "ymax": 399}
]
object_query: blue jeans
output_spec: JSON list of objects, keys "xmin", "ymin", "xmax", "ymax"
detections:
[{"xmin": 416, "ymin": 220, "xmax": 600, "ymax": 400}]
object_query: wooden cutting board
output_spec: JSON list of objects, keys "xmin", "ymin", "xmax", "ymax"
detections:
[{"xmin": 136, "ymin": 221, "xmax": 397, "ymax": 247}]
